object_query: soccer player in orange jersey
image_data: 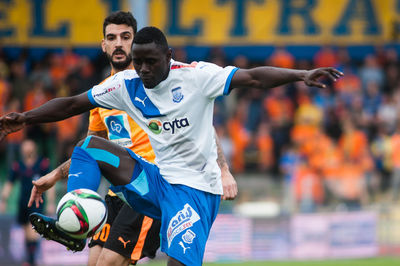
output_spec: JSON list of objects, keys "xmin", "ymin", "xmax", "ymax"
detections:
[{"xmin": 27, "ymin": 11, "xmax": 237, "ymax": 266}]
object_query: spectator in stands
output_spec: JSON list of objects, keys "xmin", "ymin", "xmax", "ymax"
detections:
[
  {"xmin": 390, "ymin": 122, "xmax": 400, "ymax": 202},
  {"xmin": 359, "ymin": 54, "xmax": 385, "ymax": 92},
  {"xmin": 10, "ymin": 60, "xmax": 30, "ymax": 106},
  {"xmin": 228, "ymin": 99, "xmax": 250, "ymax": 173},
  {"xmin": 3, "ymin": 98, "xmax": 24, "ymax": 172},
  {"xmin": 313, "ymin": 45, "xmax": 337, "ymax": 68},
  {"xmin": 0, "ymin": 139, "xmax": 54, "ymax": 266},
  {"xmin": 263, "ymin": 85, "xmax": 294, "ymax": 172},
  {"xmin": 268, "ymin": 46, "xmax": 295, "ymax": 69}
]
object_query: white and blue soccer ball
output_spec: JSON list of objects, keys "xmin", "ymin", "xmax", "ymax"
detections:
[{"xmin": 56, "ymin": 188, "xmax": 108, "ymax": 239}]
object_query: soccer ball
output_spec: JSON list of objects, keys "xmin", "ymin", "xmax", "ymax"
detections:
[{"xmin": 56, "ymin": 188, "xmax": 108, "ymax": 239}]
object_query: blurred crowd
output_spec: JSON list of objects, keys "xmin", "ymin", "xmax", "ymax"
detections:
[{"xmin": 1, "ymin": 45, "xmax": 400, "ymax": 214}]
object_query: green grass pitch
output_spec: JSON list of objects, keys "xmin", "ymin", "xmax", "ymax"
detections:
[{"xmin": 142, "ymin": 257, "xmax": 400, "ymax": 266}]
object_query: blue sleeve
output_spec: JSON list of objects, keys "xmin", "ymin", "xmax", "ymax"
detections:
[{"xmin": 223, "ymin": 67, "xmax": 239, "ymax": 95}]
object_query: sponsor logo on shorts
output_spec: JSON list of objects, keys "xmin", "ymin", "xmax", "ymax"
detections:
[
  {"xmin": 179, "ymin": 241, "xmax": 190, "ymax": 254},
  {"xmin": 167, "ymin": 204, "xmax": 200, "ymax": 247},
  {"xmin": 118, "ymin": 236, "xmax": 130, "ymax": 249}
]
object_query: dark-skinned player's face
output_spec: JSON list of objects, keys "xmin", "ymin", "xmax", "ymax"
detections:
[
  {"xmin": 102, "ymin": 24, "xmax": 134, "ymax": 71},
  {"xmin": 132, "ymin": 42, "xmax": 171, "ymax": 88}
]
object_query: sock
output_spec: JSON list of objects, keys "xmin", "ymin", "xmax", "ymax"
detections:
[
  {"xmin": 26, "ymin": 240, "xmax": 38, "ymax": 265},
  {"xmin": 67, "ymin": 146, "xmax": 101, "ymax": 192}
]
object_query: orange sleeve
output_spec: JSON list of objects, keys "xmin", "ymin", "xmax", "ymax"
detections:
[{"xmin": 88, "ymin": 108, "xmax": 107, "ymax": 132}]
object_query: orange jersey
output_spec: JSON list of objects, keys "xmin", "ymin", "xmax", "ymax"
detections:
[
  {"xmin": 89, "ymin": 70, "xmax": 155, "ymax": 163},
  {"xmin": 89, "ymin": 108, "xmax": 155, "ymax": 163}
]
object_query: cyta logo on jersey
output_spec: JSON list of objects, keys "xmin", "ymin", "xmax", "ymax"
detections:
[{"xmin": 147, "ymin": 117, "xmax": 189, "ymax": 134}]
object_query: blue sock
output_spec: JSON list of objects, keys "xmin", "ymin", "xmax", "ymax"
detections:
[{"xmin": 67, "ymin": 146, "xmax": 101, "ymax": 192}]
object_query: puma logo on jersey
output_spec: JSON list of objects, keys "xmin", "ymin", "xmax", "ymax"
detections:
[
  {"xmin": 68, "ymin": 172, "xmax": 82, "ymax": 178},
  {"xmin": 179, "ymin": 241, "xmax": 190, "ymax": 254},
  {"xmin": 118, "ymin": 237, "xmax": 131, "ymax": 248},
  {"xmin": 134, "ymin": 96, "xmax": 147, "ymax": 107}
]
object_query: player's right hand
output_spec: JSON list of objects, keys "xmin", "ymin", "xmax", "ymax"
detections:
[
  {"xmin": 0, "ymin": 112, "xmax": 26, "ymax": 141},
  {"xmin": 28, "ymin": 172, "xmax": 58, "ymax": 208}
]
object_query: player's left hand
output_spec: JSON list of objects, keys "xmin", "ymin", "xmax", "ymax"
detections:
[
  {"xmin": 303, "ymin": 67, "xmax": 343, "ymax": 88},
  {"xmin": 221, "ymin": 168, "xmax": 238, "ymax": 200},
  {"xmin": 28, "ymin": 172, "xmax": 58, "ymax": 208}
]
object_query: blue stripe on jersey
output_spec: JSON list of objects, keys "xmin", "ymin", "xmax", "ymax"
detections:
[
  {"xmin": 87, "ymin": 89, "xmax": 99, "ymax": 106},
  {"xmin": 223, "ymin": 67, "xmax": 239, "ymax": 95},
  {"xmin": 125, "ymin": 78, "xmax": 165, "ymax": 118}
]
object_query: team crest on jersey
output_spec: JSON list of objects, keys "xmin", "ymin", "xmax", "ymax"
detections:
[
  {"xmin": 167, "ymin": 204, "xmax": 200, "ymax": 247},
  {"xmin": 171, "ymin": 87, "xmax": 184, "ymax": 103}
]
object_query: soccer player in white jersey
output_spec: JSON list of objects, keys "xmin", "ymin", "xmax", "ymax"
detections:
[{"xmin": 0, "ymin": 27, "xmax": 343, "ymax": 265}]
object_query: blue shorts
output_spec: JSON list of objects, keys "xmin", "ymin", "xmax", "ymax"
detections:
[{"xmin": 110, "ymin": 149, "xmax": 220, "ymax": 265}]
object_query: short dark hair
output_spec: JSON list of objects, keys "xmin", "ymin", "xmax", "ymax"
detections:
[
  {"xmin": 133, "ymin": 26, "xmax": 169, "ymax": 52},
  {"xmin": 103, "ymin": 11, "xmax": 137, "ymax": 37}
]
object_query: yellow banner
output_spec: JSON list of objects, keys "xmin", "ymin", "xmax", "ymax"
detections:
[
  {"xmin": 0, "ymin": 0, "xmax": 129, "ymax": 46},
  {"xmin": 0, "ymin": 0, "xmax": 399, "ymax": 46},
  {"xmin": 149, "ymin": 0, "xmax": 400, "ymax": 45}
]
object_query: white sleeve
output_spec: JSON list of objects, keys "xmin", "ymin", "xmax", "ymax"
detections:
[
  {"xmin": 87, "ymin": 75, "xmax": 125, "ymax": 110},
  {"xmin": 194, "ymin": 61, "xmax": 239, "ymax": 99}
]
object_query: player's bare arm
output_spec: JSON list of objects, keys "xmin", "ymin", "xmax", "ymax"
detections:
[
  {"xmin": 215, "ymin": 132, "xmax": 237, "ymax": 200},
  {"xmin": 0, "ymin": 92, "xmax": 94, "ymax": 141},
  {"xmin": 230, "ymin": 66, "xmax": 343, "ymax": 90}
]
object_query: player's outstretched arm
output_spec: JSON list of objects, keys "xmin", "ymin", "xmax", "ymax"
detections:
[
  {"xmin": 230, "ymin": 66, "xmax": 343, "ymax": 90},
  {"xmin": 0, "ymin": 92, "xmax": 94, "ymax": 141}
]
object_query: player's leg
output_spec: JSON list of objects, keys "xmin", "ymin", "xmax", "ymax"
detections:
[
  {"xmin": 31, "ymin": 136, "xmax": 138, "ymax": 251},
  {"xmin": 97, "ymin": 203, "xmax": 160, "ymax": 266},
  {"xmin": 22, "ymin": 203, "xmax": 42, "ymax": 265},
  {"xmin": 157, "ymin": 184, "xmax": 220, "ymax": 266},
  {"xmin": 96, "ymin": 248, "xmax": 130, "ymax": 266},
  {"xmin": 67, "ymin": 135, "xmax": 136, "ymax": 192},
  {"xmin": 167, "ymin": 256, "xmax": 185, "ymax": 266},
  {"xmin": 24, "ymin": 224, "xmax": 40, "ymax": 266},
  {"xmin": 88, "ymin": 193, "xmax": 125, "ymax": 266},
  {"xmin": 88, "ymin": 245, "xmax": 102, "ymax": 266}
]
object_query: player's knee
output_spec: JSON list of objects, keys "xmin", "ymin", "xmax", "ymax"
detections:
[
  {"xmin": 96, "ymin": 248, "xmax": 130, "ymax": 266},
  {"xmin": 77, "ymin": 135, "xmax": 105, "ymax": 148}
]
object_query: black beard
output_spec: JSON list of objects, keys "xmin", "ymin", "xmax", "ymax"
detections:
[{"xmin": 106, "ymin": 52, "xmax": 132, "ymax": 71}]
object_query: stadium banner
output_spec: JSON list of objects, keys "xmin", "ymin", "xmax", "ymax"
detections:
[
  {"xmin": 291, "ymin": 211, "xmax": 378, "ymax": 259},
  {"xmin": 1, "ymin": 0, "xmax": 400, "ymax": 46},
  {"xmin": 150, "ymin": 0, "xmax": 399, "ymax": 45},
  {"xmin": 204, "ymin": 214, "xmax": 252, "ymax": 262},
  {"xmin": 291, "ymin": 213, "xmax": 330, "ymax": 259},
  {"xmin": 251, "ymin": 217, "xmax": 291, "ymax": 260},
  {"xmin": 329, "ymin": 212, "xmax": 378, "ymax": 258},
  {"xmin": 0, "ymin": 0, "xmax": 130, "ymax": 46}
]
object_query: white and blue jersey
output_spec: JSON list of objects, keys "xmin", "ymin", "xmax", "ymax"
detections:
[
  {"xmin": 88, "ymin": 60, "xmax": 238, "ymax": 195},
  {"xmin": 84, "ymin": 60, "xmax": 238, "ymax": 265}
]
